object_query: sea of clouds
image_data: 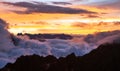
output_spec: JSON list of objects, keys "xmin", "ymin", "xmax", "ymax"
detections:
[{"xmin": 0, "ymin": 19, "xmax": 120, "ymax": 68}]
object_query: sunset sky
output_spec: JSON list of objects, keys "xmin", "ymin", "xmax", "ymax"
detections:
[{"xmin": 0, "ymin": 0, "xmax": 120, "ymax": 34}]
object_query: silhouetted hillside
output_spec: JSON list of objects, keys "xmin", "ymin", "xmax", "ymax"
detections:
[
  {"xmin": 1, "ymin": 43, "xmax": 120, "ymax": 71},
  {"xmin": 75, "ymin": 43, "xmax": 120, "ymax": 71},
  {"xmin": 17, "ymin": 33, "xmax": 73, "ymax": 41}
]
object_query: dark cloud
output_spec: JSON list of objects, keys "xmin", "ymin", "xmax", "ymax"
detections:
[
  {"xmin": 113, "ymin": 21, "xmax": 120, "ymax": 25},
  {"xmin": 86, "ymin": 14, "xmax": 100, "ymax": 18},
  {"xmin": 80, "ymin": 14, "xmax": 100, "ymax": 18},
  {"xmin": 52, "ymin": 2, "xmax": 72, "ymax": 5},
  {"xmin": 31, "ymin": 21, "xmax": 48, "ymax": 25},
  {"xmin": 71, "ymin": 22, "xmax": 88, "ymax": 28},
  {"xmin": 32, "ymin": 1, "xmax": 47, "ymax": 5},
  {"xmin": 1, "ymin": 2, "xmax": 97, "ymax": 14},
  {"xmin": 101, "ymin": 13, "xmax": 108, "ymax": 14}
]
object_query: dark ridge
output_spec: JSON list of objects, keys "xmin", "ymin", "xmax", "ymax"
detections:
[
  {"xmin": 1, "ymin": 43, "xmax": 120, "ymax": 71},
  {"xmin": 17, "ymin": 33, "xmax": 73, "ymax": 41}
]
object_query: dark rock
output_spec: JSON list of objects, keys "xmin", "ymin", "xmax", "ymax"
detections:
[
  {"xmin": 1, "ymin": 43, "xmax": 120, "ymax": 71},
  {"xmin": 17, "ymin": 33, "xmax": 73, "ymax": 41}
]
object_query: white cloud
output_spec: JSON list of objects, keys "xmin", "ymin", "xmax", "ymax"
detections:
[{"xmin": 0, "ymin": 18, "xmax": 120, "ymax": 68}]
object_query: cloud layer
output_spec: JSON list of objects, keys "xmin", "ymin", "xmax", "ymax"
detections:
[
  {"xmin": 1, "ymin": 2, "xmax": 97, "ymax": 14},
  {"xmin": 1, "ymin": 19, "xmax": 120, "ymax": 68},
  {"xmin": 0, "ymin": 19, "xmax": 15, "ymax": 51}
]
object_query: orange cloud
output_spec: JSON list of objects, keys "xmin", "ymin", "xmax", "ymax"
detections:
[
  {"xmin": 7, "ymin": 21, "xmax": 120, "ymax": 35},
  {"xmin": 1, "ymin": 2, "xmax": 120, "ymax": 35}
]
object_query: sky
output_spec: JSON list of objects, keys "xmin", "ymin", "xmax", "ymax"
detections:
[{"xmin": 0, "ymin": 0, "xmax": 120, "ymax": 34}]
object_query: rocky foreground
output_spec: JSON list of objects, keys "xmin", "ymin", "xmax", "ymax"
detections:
[{"xmin": 1, "ymin": 43, "xmax": 120, "ymax": 71}]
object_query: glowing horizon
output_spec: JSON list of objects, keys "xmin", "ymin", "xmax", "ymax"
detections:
[{"xmin": 0, "ymin": 0, "xmax": 120, "ymax": 35}]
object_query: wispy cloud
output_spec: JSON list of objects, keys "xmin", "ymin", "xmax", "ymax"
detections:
[
  {"xmin": 1, "ymin": 2, "xmax": 97, "ymax": 14},
  {"xmin": 52, "ymin": 2, "xmax": 72, "ymax": 5}
]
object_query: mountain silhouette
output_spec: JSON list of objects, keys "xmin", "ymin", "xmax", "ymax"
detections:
[{"xmin": 1, "ymin": 43, "xmax": 120, "ymax": 71}]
